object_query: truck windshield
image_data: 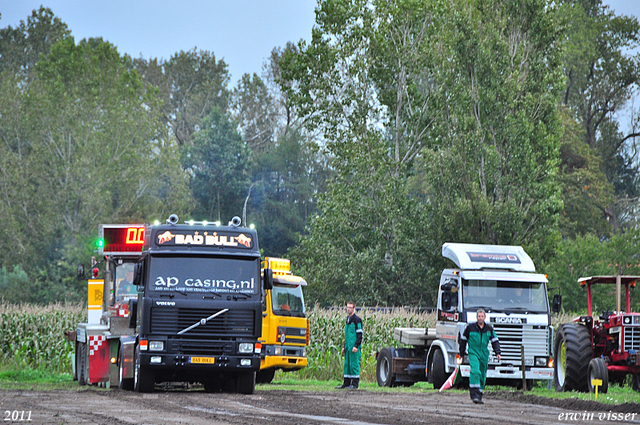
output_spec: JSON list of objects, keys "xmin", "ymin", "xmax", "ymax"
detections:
[
  {"xmin": 271, "ymin": 284, "xmax": 305, "ymax": 317},
  {"xmin": 114, "ymin": 262, "xmax": 137, "ymax": 304},
  {"xmin": 147, "ymin": 256, "xmax": 259, "ymax": 295},
  {"xmin": 462, "ymin": 279, "xmax": 548, "ymax": 313}
]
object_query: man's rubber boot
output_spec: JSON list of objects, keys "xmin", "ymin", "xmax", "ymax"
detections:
[
  {"xmin": 348, "ymin": 378, "xmax": 359, "ymax": 389},
  {"xmin": 335, "ymin": 378, "xmax": 351, "ymax": 389}
]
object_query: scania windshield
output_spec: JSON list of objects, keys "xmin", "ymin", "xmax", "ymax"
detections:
[
  {"xmin": 147, "ymin": 256, "xmax": 260, "ymax": 295},
  {"xmin": 462, "ymin": 279, "xmax": 549, "ymax": 313}
]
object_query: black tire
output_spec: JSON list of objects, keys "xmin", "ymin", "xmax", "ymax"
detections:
[
  {"xmin": 134, "ymin": 346, "xmax": 155, "ymax": 393},
  {"xmin": 632, "ymin": 374, "xmax": 640, "ymax": 392},
  {"xmin": 256, "ymin": 369, "xmax": 276, "ymax": 384},
  {"xmin": 430, "ymin": 349, "xmax": 447, "ymax": 390},
  {"xmin": 554, "ymin": 323, "xmax": 592, "ymax": 392},
  {"xmin": 77, "ymin": 342, "xmax": 86, "ymax": 386},
  {"xmin": 587, "ymin": 358, "xmax": 608, "ymax": 394},
  {"xmin": 118, "ymin": 348, "xmax": 134, "ymax": 391},
  {"xmin": 236, "ymin": 372, "xmax": 256, "ymax": 394},
  {"xmin": 376, "ymin": 347, "xmax": 397, "ymax": 387}
]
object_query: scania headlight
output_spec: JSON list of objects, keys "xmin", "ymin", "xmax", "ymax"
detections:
[
  {"xmin": 535, "ymin": 357, "xmax": 547, "ymax": 367},
  {"xmin": 149, "ymin": 341, "xmax": 164, "ymax": 351},
  {"xmin": 238, "ymin": 343, "xmax": 254, "ymax": 353}
]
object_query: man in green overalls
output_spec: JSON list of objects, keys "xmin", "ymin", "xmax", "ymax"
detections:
[
  {"xmin": 335, "ymin": 301, "xmax": 363, "ymax": 389},
  {"xmin": 458, "ymin": 309, "xmax": 501, "ymax": 404}
]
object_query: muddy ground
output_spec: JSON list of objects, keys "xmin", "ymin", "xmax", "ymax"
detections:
[{"xmin": 1, "ymin": 387, "xmax": 639, "ymax": 425}]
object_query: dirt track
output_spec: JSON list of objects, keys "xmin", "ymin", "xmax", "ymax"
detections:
[{"xmin": 1, "ymin": 387, "xmax": 639, "ymax": 425}]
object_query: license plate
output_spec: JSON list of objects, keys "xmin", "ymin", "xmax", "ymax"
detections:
[{"xmin": 189, "ymin": 356, "xmax": 215, "ymax": 364}]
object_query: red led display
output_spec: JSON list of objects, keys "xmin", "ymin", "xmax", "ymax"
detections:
[{"xmin": 100, "ymin": 225, "xmax": 145, "ymax": 256}]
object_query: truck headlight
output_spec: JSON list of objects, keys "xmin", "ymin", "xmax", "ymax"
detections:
[
  {"xmin": 149, "ymin": 341, "xmax": 164, "ymax": 351},
  {"xmin": 274, "ymin": 346, "xmax": 282, "ymax": 355},
  {"xmin": 238, "ymin": 343, "xmax": 254, "ymax": 353},
  {"xmin": 301, "ymin": 348, "xmax": 306, "ymax": 357},
  {"xmin": 535, "ymin": 357, "xmax": 547, "ymax": 367}
]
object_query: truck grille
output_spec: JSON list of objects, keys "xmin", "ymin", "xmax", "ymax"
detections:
[
  {"xmin": 492, "ymin": 325, "xmax": 549, "ymax": 365},
  {"xmin": 624, "ymin": 327, "xmax": 640, "ymax": 351},
  {"xmin": 169, "ymin": 339, "xmax": 233, "ymax": 355},
  {"xmin": 151, "ymin": 307, "xmax": 255, "ymax": 337}
]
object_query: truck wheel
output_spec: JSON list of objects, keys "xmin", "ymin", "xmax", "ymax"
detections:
[
  {"xmin": 77, "ymin": 342, "xmax": 86, "ymax": 385},
  {"xmin": 134, "ymin": 346, "xmax": 155, "ymax": 393},
  {"xmin": 430, "ymin": 349, "xmax": 447, "ymax": 389},
  {"xmin": 554, "ymin": 323, "xmax": 592, "ymax": 392},
  {"xmin": 587, "ymin": 358, "xmax": 608, "ymax": 394},
  {"xmin": 236, "ymin": 372, "xmax": 256, "ymax": 394},
  {"xmin": 256, "ymin": 369, "xmax": 276, "ymax": 384},
  {"xmin": 118, "ymin": 348, "xmax": 134, "ymax": 391},
  {"xmin": 376, "ymin": 348, "xmax": 397, "ymax": 387}
]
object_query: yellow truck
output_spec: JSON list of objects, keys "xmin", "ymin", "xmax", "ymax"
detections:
[{"xmin": 257, "ymin": 257, "xmax": 309, "ymax": 384}]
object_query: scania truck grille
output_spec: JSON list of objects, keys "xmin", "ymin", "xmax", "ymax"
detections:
[
  {"xmin": 624, "ymin": 327, "xmax": 640, "ymax": 351},
  {"xmin": 150, "ymin": 307, "xmax": 255, "ymax": 337},
  {"xmin": 491, "ymin": 325, "xmax": 549, "ymax": 364}
]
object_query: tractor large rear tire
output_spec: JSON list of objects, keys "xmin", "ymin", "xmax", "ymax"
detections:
[
  {"xmin": 554, "ymin": 323, "xmax": 592, "ymax": 392},
  {"xmin": 587, "ymin": 358, "xmax": 608, "ymax": 394}
]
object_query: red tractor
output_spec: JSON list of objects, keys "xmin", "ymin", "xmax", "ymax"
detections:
[{"xmin": 554, "ymin": 275, "xmax": 640, "ymax": 393}]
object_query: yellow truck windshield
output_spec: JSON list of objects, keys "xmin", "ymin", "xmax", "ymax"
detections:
[{"xmin": 271, "ymin": 284, "xmax": 305, "ymax": 317}]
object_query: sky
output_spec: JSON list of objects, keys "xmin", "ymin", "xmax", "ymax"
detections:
[
  {"xmin": 0, "ymin": 1, "xmax": 639, "ymax": 102},
  {"xmin": 0, "ymin": 1, "xmax": 318, "ymax": 85}
]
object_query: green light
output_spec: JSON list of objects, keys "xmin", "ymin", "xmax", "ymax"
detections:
[{"xmin": 97, "ymin": 239, "xmax": 104, "ymax": 248}]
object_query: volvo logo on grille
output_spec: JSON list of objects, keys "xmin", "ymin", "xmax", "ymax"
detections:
[
  {"xmin": 491, "ymin": 317, "xmax": 526, "ymax": 324},
  {"xmin": 156, "ymin": 301, "xmax": 176, "ymax": 306}
]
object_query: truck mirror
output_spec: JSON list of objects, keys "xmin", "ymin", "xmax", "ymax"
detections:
[
  {"xmin": 77, "ymin": 264, "xmax": 85, "ymax": 280},
  {"xmin": 552, "ymin": 294, "xmax": 562, "ymax": 313},
  {"xmin": 263, "ymin": 268, "xmax": 273, "ymax": 290},
  {"xmin": 442, "ymin": 291, "xmax": 452, "ymax": 311},
  {"xmin": 133, "ymin": 263, "xmax": 142, "ymax": 289},
  {"xmin": 128, "ymin": 298, "xmax": 138, "ymax": 328}
]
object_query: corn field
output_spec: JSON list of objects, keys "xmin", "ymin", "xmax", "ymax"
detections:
[
  {"xmin": 0, "ymin": 302, "xmax": 84, "ymax": 373},
  {"xmin": 0, "ymin": 302, "xmax": 578, "ymax": 380}
]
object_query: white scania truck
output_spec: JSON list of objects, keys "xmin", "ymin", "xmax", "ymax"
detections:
[{"xmin": 376, "ymin": 243, "xmax": 558, "ymax": 388}]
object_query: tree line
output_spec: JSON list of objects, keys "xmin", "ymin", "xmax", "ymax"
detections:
[{"xmin": 0, "ymin": 1, "xmax": 639, "ymax": 313}]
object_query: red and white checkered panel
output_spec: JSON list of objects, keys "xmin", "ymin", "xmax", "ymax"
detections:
[
  {"xmin": 88, "ymin": 335, "xmax": 106, "ymax": 356},
  {"xmin": 87, "ymin": 335, "xmax": 109, "ymax": 383}
]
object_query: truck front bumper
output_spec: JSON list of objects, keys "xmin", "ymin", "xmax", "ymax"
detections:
[
  {"xmin": 460, "ymin": 365, "xmax": 553, "ymax": 380},
  {"xmin": 139, "ymin": 352, "xmax": 261, "ymax": 371}
]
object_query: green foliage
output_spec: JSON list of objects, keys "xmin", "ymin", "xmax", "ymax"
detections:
[
  {"xmin": 0, "ymin": 303, "xmax": 84, "ymax": 373},
  {"xmin": 181, "ymin": 108, "xmax": 249, "ymax": 222},
  {"xmin": 544, "ymin": 230, "xmax": 640, "ymax": 312},
  {"xmin": 557, "ymin": 0, "xmax": 640, "ymax": 230},
  {"xmin": 0, "ymin": 14, "xmax": 192, "ymax": 303},
  {"xmin": 283, "ymin": 0, "xmax": 565, "ymax": 306}
]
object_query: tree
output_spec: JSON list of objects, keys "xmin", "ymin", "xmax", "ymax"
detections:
[
  {"xmin": 556, "ymin": 107, "xmax": 615, "ymax": 238},
  {"xmin": 181, "ymin": 109, "xmax": 249, "ymax": 222},
  {"xmin": 0, "ymin": 33, "xmax": 191, "ymax": 302},
  {"xmin": 0, "ymin": 6, "xmax": 70, "ymax": 82},
  {"xmin": 133, "ymin": 49, "xmax": 230, "ymax": 147},
  {"xmin": 282, "ymin": 0, "xmax": 565, "ymax": 306},
  {"xmin": 559, "ymin": 0, "xmax": 640, "ymax": 230}
]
